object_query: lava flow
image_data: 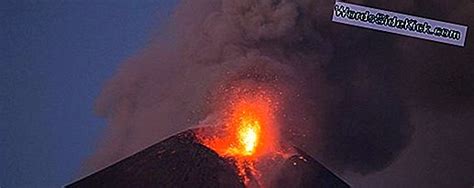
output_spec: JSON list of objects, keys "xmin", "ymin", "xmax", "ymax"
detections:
[{"xmin": 198, "ymin": 87, "xmax": 281, "ymax": 186}]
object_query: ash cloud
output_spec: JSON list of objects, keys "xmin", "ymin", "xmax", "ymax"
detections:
[{"xmin": 84, "ymin": 0, "xmax": 474, "ymax": 183}]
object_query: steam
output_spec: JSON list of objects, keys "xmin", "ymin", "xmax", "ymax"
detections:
[{"xmin": 83, "ymin": 0, "xmax": 419, "ymax": 177}]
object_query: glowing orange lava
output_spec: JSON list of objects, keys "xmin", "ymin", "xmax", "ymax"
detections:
[
  {"xmin": 224, "ymin": 102, "xmax": 265, "ymax": 158},
  {"xmin": 198, "ymin": 88, "xmax": 280, "ymax": 186},
  {"xmin": 237, "ymin": 120, "xmax": 260, "ymax": 156}
]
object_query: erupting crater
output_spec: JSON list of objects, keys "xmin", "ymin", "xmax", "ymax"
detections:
[{"xmin": 196, "ymin": 86, "xmax": 284, "ymax": 186}]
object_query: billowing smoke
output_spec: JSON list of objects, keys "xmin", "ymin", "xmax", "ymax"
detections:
[{"xmin": 83, "ymin": 0, "xmax": 472, "ymax": 180}]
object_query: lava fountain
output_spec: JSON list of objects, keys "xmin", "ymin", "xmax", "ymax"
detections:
[{"xmin": 197, "ymin": 84, "xmax": 285, "ymax": 187}]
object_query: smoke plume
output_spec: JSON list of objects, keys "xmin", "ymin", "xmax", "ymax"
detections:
[{"xmin": 83, "ymin": 0, "xmax": 473, "ymax": 181}]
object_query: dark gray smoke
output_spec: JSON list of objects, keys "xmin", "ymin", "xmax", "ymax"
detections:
[
  {"xmin": 84, "ymin": 1, "xmax": 474, "ymax": 186},
  {"xmin": 335, "ymin": 0, "xmax": 474, "ymax": 187}
]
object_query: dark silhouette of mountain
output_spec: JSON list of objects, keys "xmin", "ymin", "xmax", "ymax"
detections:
[{"xmin": 67, "ymin": 128, "xmax": 350, "ymax": 188}]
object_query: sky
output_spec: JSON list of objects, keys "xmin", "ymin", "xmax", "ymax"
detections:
[
  {"xmin": 0, "ymin": 1, "xmax": 179, "ymax": 187},
  {"xmin": 2, "ymin": 1, "xmax": 473, "ymax": 188}
]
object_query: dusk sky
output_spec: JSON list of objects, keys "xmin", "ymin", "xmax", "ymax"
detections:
[{"xmin": 1, "ymin": 1, "xmax": 178, "ymax": 186}]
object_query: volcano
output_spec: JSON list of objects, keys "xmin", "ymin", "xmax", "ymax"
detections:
[{"xmin": 67, "ymin": 128, "xmax": 350, "ymax": 188}]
